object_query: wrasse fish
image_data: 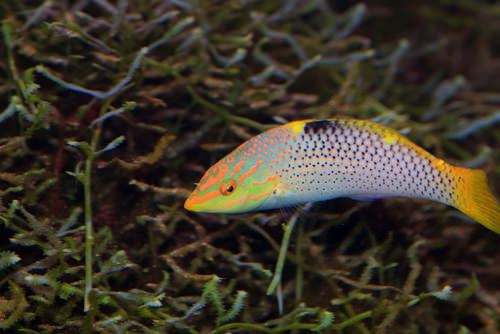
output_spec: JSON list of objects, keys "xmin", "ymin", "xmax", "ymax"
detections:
[{"xmin": 184, "ymin": 119, "xmax": 500, "ymax": 233}]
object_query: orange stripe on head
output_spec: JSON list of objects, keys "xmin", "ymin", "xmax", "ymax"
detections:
[
  {"xmin": 252, "ymin": 191, "xmax": 271, "ymax": 200},
  {"xmin": 221, "ymin": 191, "xmax": 271, "ymax": 208},
  {"xmin": 252, "ymin": 174, "xmax": 277, "ymax": 186},
  {"xmin": 238, "ymin": 160, "xmax": 264, "ymax": 186},
  {"xmin": 185, "ymin": 189, "xmax": 220, "ymax": 207},
  {"xmin": 221, "ymin": 193, "xmax": 250, "ymax": 208},
  {"xmin": 234, "ymin": 160, "xmax": 244, "ymax": 172},
  {"xmin": 200, "ymin": 164, "xmax": 228, "ymax": 192}
]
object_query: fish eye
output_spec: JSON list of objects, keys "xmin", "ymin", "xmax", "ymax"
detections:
[{"xmin": 220, "ymin": 180, "xmax": 237, "ymax": 196}]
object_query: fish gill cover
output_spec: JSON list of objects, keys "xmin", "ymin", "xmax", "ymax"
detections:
[{"xmin": 0, "ymin": 1, "xmax": 499, "ymax": 333}]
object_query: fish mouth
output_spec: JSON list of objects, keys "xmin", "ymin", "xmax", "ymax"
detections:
[
  {"xmin": 184, "ymin": 195, "xmax": 199, "ymax": 212},
  {"xmin": 184, "ymin": 190, "xmax": 272, "ymax": 214},
  {"xmin": 184, "ymin": 194, "xmax": 218, "ymax": 213}
]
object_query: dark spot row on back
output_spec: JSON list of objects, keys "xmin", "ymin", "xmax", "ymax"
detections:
[{"xmin": 304, "ymin": 120, "xmax": 338, "ymax": 135}]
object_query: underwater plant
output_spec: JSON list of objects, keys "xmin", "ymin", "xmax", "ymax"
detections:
[{"xmin": 0, "ymin": 0, "xmax": 499, "ymax": 333}]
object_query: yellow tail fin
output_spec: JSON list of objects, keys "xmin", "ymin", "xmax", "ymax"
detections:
[{"xmin": 453, "ymin": 167, "xmax": 500, "ymax": 234}]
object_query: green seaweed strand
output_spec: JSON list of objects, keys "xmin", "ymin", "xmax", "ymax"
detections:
[
  {"xmin": 83, "ymin": 144, "xmax": 94, "ymax": 314},
  {"xmin": 266, "ymin": 210, "xmax": 301, "ymax": 295}
]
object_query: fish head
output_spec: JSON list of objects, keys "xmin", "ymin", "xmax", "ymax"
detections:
[{"xmin": 184, "ymin": 137, "xmax": 280, "ymax": 214}]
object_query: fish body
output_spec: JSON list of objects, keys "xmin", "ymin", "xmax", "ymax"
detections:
[{"xmin": 185, "ymin": 119, "xmax": 500, "ymax": 233}]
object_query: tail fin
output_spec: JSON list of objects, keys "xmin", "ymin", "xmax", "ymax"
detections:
[{"xmin": 453, "ymin": 167, "xmax": 500, "ymax": 234}]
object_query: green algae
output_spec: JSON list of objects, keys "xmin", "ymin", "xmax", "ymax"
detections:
[{"xmin": 0, "ymin": 1, "xmax": 499, "ymax": 333}]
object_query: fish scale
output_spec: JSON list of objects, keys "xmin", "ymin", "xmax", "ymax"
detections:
[{"xmin": 185, "ymin": 119, "xmax": 500, "ymax": 234}]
